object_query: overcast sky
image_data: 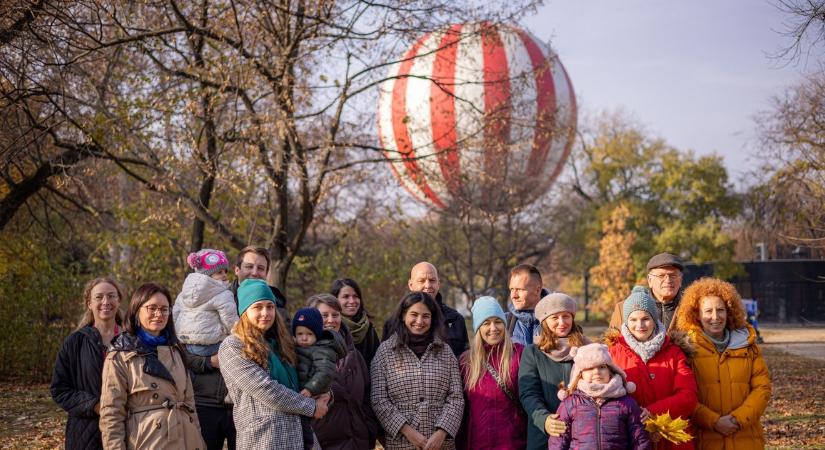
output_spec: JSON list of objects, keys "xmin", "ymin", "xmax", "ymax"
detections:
[{"xmin": 524, "ymin": 0, "xmax": 814, "ymax": 180}]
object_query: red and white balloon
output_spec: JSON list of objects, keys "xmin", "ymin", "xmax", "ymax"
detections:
[{"xmin": 377, "ymin": 22, "xmax": 577, "ymax": 212}]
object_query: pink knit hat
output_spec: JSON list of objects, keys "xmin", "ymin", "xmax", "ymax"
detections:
[
  {"xmin": 187, "ymin": 249, "xmax": 230, "ymax": 277},
  {"xmin": 558, "ymin": 343, "xmax": 636, "ymax": 400}
]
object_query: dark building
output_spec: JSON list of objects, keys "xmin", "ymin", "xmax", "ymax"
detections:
[{"xmin": 684, "ymin": 260, "xmax": 825, "ymax": 323}]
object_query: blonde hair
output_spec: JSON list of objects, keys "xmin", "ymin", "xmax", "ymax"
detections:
[
  {"xmin": 77, "ymin": 277, "xmax": 125, "ymax": 330},
  {"xmin": 536, "ymin": 319, "xmax": 585, "ymax": 353},
  {"xmin": 464, "ymin": 319, "xmax": 515, "ymax": 391},
  {"xmin": 232, "ymin": 308, "xmax": 297, "ymax": 368}
]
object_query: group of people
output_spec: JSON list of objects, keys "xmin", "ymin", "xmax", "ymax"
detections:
[{"xmin": 50, "ymin": 247, "xmax": 771, "ymax": 450}]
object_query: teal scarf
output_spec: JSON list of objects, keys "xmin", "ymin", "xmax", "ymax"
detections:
[{"xmin": 267, "ymin": 339, "xmax": 299, "ymax": 391}]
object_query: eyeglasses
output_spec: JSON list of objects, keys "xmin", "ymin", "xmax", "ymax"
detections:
[
  {"xmin": 142, "ymin": 305, "xmax": 171, "ymax": 316},
  {"xmin": 92, "ymin": 293, "xmax": 119, "ymax": 302},
  {"xmin": 648, "ymin": 273, "xmax": 681, "ymax": 281}
]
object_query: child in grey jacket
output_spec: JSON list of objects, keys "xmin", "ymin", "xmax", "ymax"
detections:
[{"xmin": 292, "ymin": 307, "xmax": 347, "ymax": 450}]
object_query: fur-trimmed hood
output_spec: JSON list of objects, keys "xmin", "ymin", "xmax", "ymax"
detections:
[{"xmin": 602, "ymin": 326, "xmax": 695, "ymax": 360}]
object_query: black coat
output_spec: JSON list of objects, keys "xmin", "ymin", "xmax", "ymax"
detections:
[
  {"xmin": 50, "ymin": 326, "xmax": 110, "ymax": 450},
  {"xmin": 183, "ymin": 349, "xmax": 231, "ymax": 409},
  {"xmin": 354, "ymin": 321, "xmax": 381, "ymax": 370},
  {"xmin": 381, "ymin": 292, "xmax": 469, "ymax": 358}
]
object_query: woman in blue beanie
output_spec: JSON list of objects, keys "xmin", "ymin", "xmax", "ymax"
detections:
[
  {"xmin": 218, "ymin": 279, "xmax": 330, "ymax": 450},
  {"xmin": 457, "ymin": 296, "xmax": 527, "ymax": 449}
]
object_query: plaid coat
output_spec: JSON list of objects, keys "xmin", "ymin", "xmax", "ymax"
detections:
[
  {"xmin": 371, "ymin": 334, "xmax": 464, "ymax": 450},
  {"xmin": 219, "ymin": 335, "xmax": 317, "ymax": 450}
]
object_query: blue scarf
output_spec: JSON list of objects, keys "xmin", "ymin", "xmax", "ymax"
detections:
[
  {"xmin": 137, "ymin": 328, "xmax": 169, "ymax": 348},
  {"xmin": 508, "ymin": 304, "xmax": 540, "ymax": 345},
  {"xmin": 267, "ymin": 339, "xmax": 299, "ymax": 391}
]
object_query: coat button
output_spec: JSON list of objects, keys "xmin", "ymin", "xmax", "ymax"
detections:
[
  {"xmin": 151, "ymin": 382, "xmax": 158, "ymax": 388},
  {"xmin": 190, "ymin": 417, "xmax": 194, "ymax": 423},
  {"xmin": 419, "ymin": 397, "xmax": 424, "ymax": 402},
  {"xmin": 152, "ymin": 393, "xmax": 158, "ymax": 399}
]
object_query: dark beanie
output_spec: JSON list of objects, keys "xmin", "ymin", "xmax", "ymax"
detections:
[{"xmin": 291, "ymin": 307, "xmax": 324, "ymax": 338}]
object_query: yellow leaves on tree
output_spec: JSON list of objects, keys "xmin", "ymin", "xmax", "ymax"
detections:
[{"xmin": 589, "ymin": 204, "xmax": 636, "ymax": 315}]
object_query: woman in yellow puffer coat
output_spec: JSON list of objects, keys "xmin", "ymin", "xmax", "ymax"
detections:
[{"xmin": 675, "ymin": 278, "xmax": 771, "ymax": 450}]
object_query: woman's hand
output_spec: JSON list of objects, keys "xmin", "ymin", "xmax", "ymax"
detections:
[
  {"xmin": 400, "ymin": 424, "xmax": 428, "ymax": 449},
  {"xmin": 312, "ymin": 396, "xmax": 329, "ymax": 419},
  {"xmin": 544, "ymin": 414, "xmax": 566, "ymax": 437},
  {"xmin": 714, "ymin": 415, "xmax": 740, "ymax": 435},
  {"xmin": 209, "ymin": 354, "xmax": 220, "ymax": 368},
  {"xmin": 300, "ymin": 389, "xmax": 312, "ymax": 398},
  {"xmin": 424, "ymin": 429, "xmax": 447, "ymax": 450}
]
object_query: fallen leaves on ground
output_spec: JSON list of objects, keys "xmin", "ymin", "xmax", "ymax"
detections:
[
  {"xmin": 761, "ymin": 345, "xmax": 825, "ymax": 449},
  {"xmin": 1, "ymin": 346, "xmax": 823, "ymax": 449}
]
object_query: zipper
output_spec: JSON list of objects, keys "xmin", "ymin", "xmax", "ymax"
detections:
[{"xmin": 596, "ymin": 403, "xmax": 602, "ymax": 450}]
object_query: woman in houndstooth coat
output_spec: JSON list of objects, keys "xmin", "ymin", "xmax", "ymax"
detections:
[
  {"xmin": 219, "ymin": 279, "xmax": 330, "ymax": 450},
  {"xmin": 371, "ymin": 292, "xmax": 464, "ymax": 450}
]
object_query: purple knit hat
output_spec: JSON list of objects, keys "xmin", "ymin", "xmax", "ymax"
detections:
[{"xmin": 187, "ymin": 249, "xmax": 230, "ymax": 277}]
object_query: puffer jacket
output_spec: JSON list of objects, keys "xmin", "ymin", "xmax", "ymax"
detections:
[
  {"xmin": 173, "ymin": 273, "xmax": 238, "ymax": 345},
  {"xmin": 458, "ymin": 342, "xmax": 527, "ymax": 450},
  {"xmin": 296, "ymin": 330, "xmax": 347, "ymax": 395},
  {"xmin": 371, "ymin": 334, "xmax": 464, "ymax": 450},
  {"xmin": 605, "ymin": 328, "xmax": 698, "ymax": 450},
  {"xmin": 51, "ymin": 326, "xmax": 112, "ymax": 450},
  {"xmin": 99, "ymin": 333, "xmax": 204, "ymax": 450},
  {"xmin": 684, "ymin": 324, "xmax": 771, "ymax": 450},
  {"xmin": 549, "ymin": 391, "xmax": 652, "ymax": 450},
  {"xmin": 518, "ymin": 344, "xmax": 575, "ymax": 450},
  {"xmin": 312, "ymin": 326, "xmax": 380, "ymax": 450}
]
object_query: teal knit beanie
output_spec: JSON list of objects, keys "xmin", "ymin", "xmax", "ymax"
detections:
[
  {"xmin": 471, "ymin": 296, "xmax": 506, "ymax": 333},
  {"xmin": 237, "ymin": 279, "xmax": 276, "ymax": 316},
  {"xmin": 622, "ymin": 285, "xmax": 658, "ymax": 323}
]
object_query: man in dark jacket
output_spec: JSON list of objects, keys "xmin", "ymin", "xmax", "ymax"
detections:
[
  {"xmin": 609, "ymin": 252, "xmax": 685, "ymax": 332},
  {"xmin": 382, "ymin": 261, "xmax": 469, "ymax": 357}
]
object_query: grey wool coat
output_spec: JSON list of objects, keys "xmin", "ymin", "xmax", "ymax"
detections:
[
  {"xmin": 370, "ymin": 334, "xmax": 464, "ymax": 450},
  {"xmin": 218, "ymin": 335, "xmax": 317, "ymax": 450}
]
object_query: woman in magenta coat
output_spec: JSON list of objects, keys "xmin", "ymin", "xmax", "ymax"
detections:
[{"xmin": 459, "ymin": 296, "xmax": 527, "ymax": 450}]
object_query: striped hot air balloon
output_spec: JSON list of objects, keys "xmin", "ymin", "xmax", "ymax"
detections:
[{"xmin": 377, "ymin": 22, "xmax": 577, "ymax": 212}]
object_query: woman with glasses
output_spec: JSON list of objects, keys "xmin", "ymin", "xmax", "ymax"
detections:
[
  {"xmin": 99, "ymin": 283, "xmax": 205, "ymax": 449},
  {"xmin": 51, "ymin": 277, "xmax": 125, "ymax": 450}
]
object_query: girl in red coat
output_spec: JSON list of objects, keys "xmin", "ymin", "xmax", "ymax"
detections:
[
  {"xmin": 459, "ymin": 296, "xmax": 526, "ymax": 450},
  {"xmin": 605, "ymin": 286, "xmax": 698, "ymax": 450}
]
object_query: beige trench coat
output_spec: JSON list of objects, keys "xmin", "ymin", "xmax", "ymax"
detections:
[{"xmin": 99, "ymin": 342, "xmax": 205, "ymax": 450}]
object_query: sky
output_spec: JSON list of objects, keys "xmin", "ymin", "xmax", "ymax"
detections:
[{"xmin": 524, "ymin": 0, "xmax": 815, "ymax": 180}]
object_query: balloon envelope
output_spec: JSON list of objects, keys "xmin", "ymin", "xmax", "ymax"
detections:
[{"xmin": 377, "ymin": 22, "xmax": 577, "ymax": 212}]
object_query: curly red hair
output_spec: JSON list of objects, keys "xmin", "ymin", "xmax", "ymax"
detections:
[{"xmin": 676, "ymin": 277, "xmax": 748, "ymax": 331}]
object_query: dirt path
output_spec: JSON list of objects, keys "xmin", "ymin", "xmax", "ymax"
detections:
[{"xmin": 759, "ymin": 326, "xmax": 825, "ymax": 361}]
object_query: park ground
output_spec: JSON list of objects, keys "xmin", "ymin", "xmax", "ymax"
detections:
[{"xmin": 0, "ymin": 326, "xmax": 823, "ymax": 450}]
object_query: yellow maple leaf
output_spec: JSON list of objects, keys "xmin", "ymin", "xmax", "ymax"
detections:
[{"xmin": 644, "ymin": 411, "xmax": 692, "ymax": 444}]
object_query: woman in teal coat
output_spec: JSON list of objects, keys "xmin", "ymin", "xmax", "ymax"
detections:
[{"xmin": 518, "ymin": 293, "xmax": 590, "ymax": 450}]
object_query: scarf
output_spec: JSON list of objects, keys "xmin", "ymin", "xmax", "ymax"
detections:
[
  {"xmin": 342, "ymin": 310, "xmax": 370, "ymax": 345},
  {"xmin": 704, "ymin": 328, "xmax": 731, "ymax": 353},
  {"xmin": 577, "ymin": 373, "xmax": 628, "ymax": 400},
  {"xmin": 541, "ymin": 336, "xmax": 592, "ymax": 362},
  {"xmin": 267, "ymin": 339, "xmax": 299, "ymax": 391},
  {"xmin": 407, "ymin": 333, "xmax": 433, "ymax": 359},
  {"xmin": 621, "ymin": 322, "xmax": 666, "ymax": 363},
  {"xmin": 509, "ymin": 304, "xmax": 540, "ymax": 344},
  {"xmin": 136, "ymin": 328, "xmax": 168, "ymax": 348}
]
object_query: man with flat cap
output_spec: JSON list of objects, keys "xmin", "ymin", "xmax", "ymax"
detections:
[{"xmin": 609, "ymin": 252, "xmax": 685, "ymax": 332}]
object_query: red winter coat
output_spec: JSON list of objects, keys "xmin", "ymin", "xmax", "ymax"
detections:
[
  {"xmin": 458, "ymin": 343, "xmax": 527, "ymax": 450},
  {"xmin": 605, "ymin": 328, "xmax": 698, "ymax": 450}
]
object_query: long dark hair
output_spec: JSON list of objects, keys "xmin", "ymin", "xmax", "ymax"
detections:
[
  {"xmin": 392, "ymin": 291, "xmax": 445, "ymax": 351},
  {"xmin": 124, "ymin": 283, "xmax": 178, "ymax": 343},
  {"xmin": 330, "ymin": 278, "xmax": 372, "ymax": 319},
  {"xmin": 77, "ymin": 277, "xmax": 125, "ymax": 330}
]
